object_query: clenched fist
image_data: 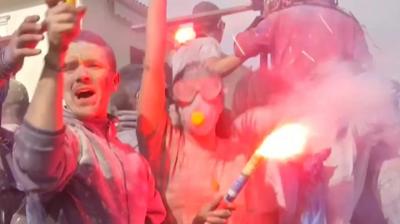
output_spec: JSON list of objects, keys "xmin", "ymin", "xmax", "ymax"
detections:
[{"xmin": 44, "ymin": 1, "xmax": 86, "ymax": 52}]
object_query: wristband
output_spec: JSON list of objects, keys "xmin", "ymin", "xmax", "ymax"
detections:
[{"xmin": 44, "ymin": 55, "xmax": 65, "ymax": 72}]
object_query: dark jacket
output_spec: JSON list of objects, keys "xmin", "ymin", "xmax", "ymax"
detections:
[{"xmin": 11, "ymin": 111, "xmax": 166, "ymax": 223}]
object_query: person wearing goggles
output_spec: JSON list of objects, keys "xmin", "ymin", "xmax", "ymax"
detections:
[
  {"xmin": 138, "ymin": 1, "xmax": 280, "ymax": 224},
  {"xmin": 171, "ymin": 74, "xmax": 223, "ymax": 136}
]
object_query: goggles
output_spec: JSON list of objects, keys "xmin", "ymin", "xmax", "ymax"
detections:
[{"xmin": 173, "ymin": 77, "xmax": 222, "ymax": 103}]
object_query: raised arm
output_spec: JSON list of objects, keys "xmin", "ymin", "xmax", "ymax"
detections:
[
  {"xmin": 205, "ymin": 55, "xmax": 245, "ymax": 77},
  {"xmin": 24, "ymin": 2, "xmax": 83, "ymax": 131},
  {"xmin": 204, "ymin": 16, "xmax": 274, "ymax": 77},
  {"xmin": 12, "ymin": 1, "xmax": 84, "ymax": 192},
  {"xmin": 138, "ymin": 0, "xmax": 167, "ymax": 136}
]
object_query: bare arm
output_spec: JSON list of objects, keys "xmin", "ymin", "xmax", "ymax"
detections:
[
  {"xmin": 25, "ymin": 50, "xmax": 64, "ymax": 131},
  {"xmin": 138, "ymin": 0, "xmax": 167, "ymax": 136},
  {"xmin": 204, "ymin": 16, "xmax": 274, "ymax": 78},
  {"xmin": 25, "ymin": 3, "xmax": 83, "ymax": 131},
  {"xmin": 232, "ymin": 17, "xmax": 274, "ymax": 62},
  {"xmin": 205, "ymin": 55, "xmax": 245, "ymax": 77}
]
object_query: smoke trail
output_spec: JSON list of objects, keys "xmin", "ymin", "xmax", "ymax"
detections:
[
  {"xmin": 263, "ymin": 62, "xmax": 400, "ymax": 153},
  {"xmin": 257, "ymin": 61, "xmax": 400, "ymax": 223}
]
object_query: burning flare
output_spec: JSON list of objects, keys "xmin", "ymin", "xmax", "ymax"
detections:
[
  {"xmin": 224, "ymin": 123, "xmax": 310, "ymax": 204},
  {"xmin": 256, "ymin": 123, "xmax": 309, "ymax": 160},
  {"xmin": 174, "ymin": 26, "xmax": 196, "ymax": 44}
]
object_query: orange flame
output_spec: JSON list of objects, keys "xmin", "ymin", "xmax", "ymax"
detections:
[
  {"xmin": 256, "ymin": 123, "xmax": 309, "ymax": 160},
  {"xmin": 174, "ymin": 26, "xmax": 196, "ymax": 44}
]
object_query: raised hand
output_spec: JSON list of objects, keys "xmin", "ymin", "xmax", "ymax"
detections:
[
  {"xmin": 44, "ymin": 1, "xmax": 85, "ymax": 52},
  {"xmin": 3, "ymin": 15, "xmax": 44, "ymax": 74}
]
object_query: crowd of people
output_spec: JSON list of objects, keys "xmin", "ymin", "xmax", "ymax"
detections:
[{"xmin": 0, "ymin": 0, "xmax": 399, "ymax": 223}]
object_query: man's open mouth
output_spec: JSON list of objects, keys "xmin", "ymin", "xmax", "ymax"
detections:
[{"xmin": 75, "ymin": 89, "xmax": 95, "ymax": 99}]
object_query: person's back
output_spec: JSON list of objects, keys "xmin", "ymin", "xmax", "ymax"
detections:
[
  {"xmin": 233, "ymin": 0, "xmax": 372, "ymax": 115},
  {"xmin": 264, "ymin": 2, "xmax": 371, "ymax": 79},
  {"xmin": 172, "ymin": 37, "xmax": 223, "ymax": 78}
]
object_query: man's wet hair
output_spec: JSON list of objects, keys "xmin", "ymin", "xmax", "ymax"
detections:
[{"xmin": 73, "ymin": 30, "xmax": 117, "ymax": 72}]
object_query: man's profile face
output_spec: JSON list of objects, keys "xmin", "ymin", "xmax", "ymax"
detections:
[{"xmin": 63, "ymin": 41, "xmax": 119, "ymax": 119}]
